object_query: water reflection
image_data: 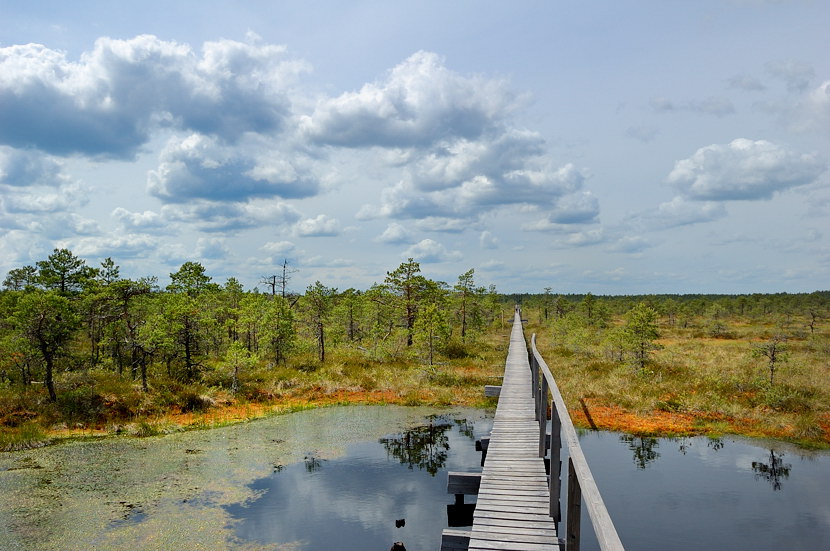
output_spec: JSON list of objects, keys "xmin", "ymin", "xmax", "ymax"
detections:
[
  {"xmin": 707, "ymin": 437, "xmax": 724, "ymax": 451},
  {"xmin": 303, "ymin": 453, "xmax": 324, "ymax": 473},
  {"xmin": 619, "ymin": 435, "xmax": 660, "ymax": 469},
  {"xmin": 225, "ymin": 412, "xmax": 491, "ymax": 551},
  {"xmin": 616, "ymin": 434, "xmax": 794, "ymax": 492},
  {"xmin": 379, "ymin": 417, "xmax": 453, "ymax": 476},
  {"xmin": 752, "ymin": 449, "xmax": 792, "ymax": 491},
  {"xmin": 454, "ymin": 418, "xmax": 476, "ymax": 439},
  {"xmin": 577, "ymin": 431, "xmax": 830, "ymax": 551}
]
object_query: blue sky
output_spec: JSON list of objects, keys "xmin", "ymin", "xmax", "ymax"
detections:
[{"xmin": 1, "ymin": 1, "xmax": 828, "ymax": 294}]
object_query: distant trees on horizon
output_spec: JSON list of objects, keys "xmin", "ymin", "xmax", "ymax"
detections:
[
  {"xmin": 0, "ymin": 247, "xmax": 827, "ymax": 405},
  {"xmin": 0, "ymin": 248, "xmax": 501, "ymax": 401}
]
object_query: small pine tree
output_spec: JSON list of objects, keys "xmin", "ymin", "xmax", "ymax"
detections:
[
  {"xmin": 623, "ymin": 302, "xmax": 660, "ymax": 371},
  {"xmin": 414, "ymin": 302, "xmax": 450, "ymax": 366},
  {"xmin": 753, "ymin": 335, "xmax": 788, "ymax": 386}
]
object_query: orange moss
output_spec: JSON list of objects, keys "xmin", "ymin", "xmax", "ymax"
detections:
[
  {"xmin": 42, "ymin": 387, "xmax": 445, "ymax": 439},
  {"xmin": 820, "ymin": 414, "xmax": 830, "ymax": 442},
  {"xmin": 572, "ymin": 398, "xmax": 698, "ymax": 436},
  {"xmin": 572, "ymin": 397, "xmax": 828, "ymax": 445},
  {"xmin": 40, "ymin": 387, "xmax": 829, "ymax": 447}
]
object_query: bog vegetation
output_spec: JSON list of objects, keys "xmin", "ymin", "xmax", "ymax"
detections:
[
  {"xmin": 1, "ymin": 248, "xmax": 828, "ymax": 450},
  {"xmin": 522, "ymin": 289, "xmax": 830, "ymax": 448}
]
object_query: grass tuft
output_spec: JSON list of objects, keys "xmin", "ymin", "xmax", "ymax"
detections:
[{"xmin": 0, "ymin": 421, "xmax": 51, "ymax": 451}]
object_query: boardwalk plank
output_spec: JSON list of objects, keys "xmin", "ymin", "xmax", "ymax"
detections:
[{"xmin": 466, "ymin": 310, "xmax": 558, "ymax": 550}]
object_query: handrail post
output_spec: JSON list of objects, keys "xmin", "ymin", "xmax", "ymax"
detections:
[
  {"xmin": 530, "ymin": 332, "xmax": 625, "ymax": 551},
  {"xmin": 538, "ymin": 375, "xmax": 548, "ymax": 458},
  {"xmin": 530, "ymin": 350, "xmax": 539, "ymax": 414},
  {"xmin": 550, "ymin": 400, "xmax": 562, "ymax": 522},
  {"xmin": 567, "ymin": 457, "xmax": 582, "ymax": 551}
]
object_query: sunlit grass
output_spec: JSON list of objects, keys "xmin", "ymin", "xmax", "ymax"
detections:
[
  {"xmin": 0, "ymin": 326, "xmax": 507, "ymax": 446},
  {"xmin": 0, "ymin": 421, "xmax": 51, "ymax": 451},
  {"xmin": 2, "ymin": 307, "xmax": 827, "ymax": 449},
  {"xmin": 530, "ymin": 310, "xmax": 830, "ymax": 448}
]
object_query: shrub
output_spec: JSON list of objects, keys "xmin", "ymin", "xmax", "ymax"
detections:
[
  {"xmin": 441, "ymin": 339, "xmax": 469, "ymax": 359},
  {"xmin": 56, "ymin": 387, "xmax": 106, "ymax": 424},
  {"xmin": 655, "ymin": 395, "xmax": 684, "ymax": 412},
  {"xmin": 129, "ymin": 421, "xmax": 160, "ymax": 438},
  {"xmin": 425, "ymin": 368, "xmax": 459, "ymax": 387},
  {"xmin": 179, "ymin": 391, "xmax": 215, "ymax": 412},
  {"xmin": 201, "ymin": 365, "xmax": 234, "ymax": 389},
  {"xmin": 758, "ymin": 384, "xmax": 815, "ymax": 413}
]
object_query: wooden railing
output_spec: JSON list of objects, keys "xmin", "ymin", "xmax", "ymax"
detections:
[{"xmin": 529, "ymin": 333, "xmax": 625, "ymax": 551}]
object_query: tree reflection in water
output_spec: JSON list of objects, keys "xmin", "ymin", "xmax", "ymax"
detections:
[
  {"xmin": 707, "ymin": 437, "xmax": 724, "ymax": 451},
  {"xmin": 620, "ymin": 435, "xmax": 660, "ymax": 469},
  {"xmin": 379, "ymin": 417, "xmax": 453, "ymax": 476},
  {"xmin": 304, "ymin": 453, "xmax": 324, "ymax": 473},
  {"xmin": 454, "ymin": 418, "xmax": 476, "ymax": 440},
  {"xmin": 752, "ymin": 449, "xmax": 791, "ymax": 491}
]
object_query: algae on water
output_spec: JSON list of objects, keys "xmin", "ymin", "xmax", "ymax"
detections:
[{"xmin": 0, "ymin": 406, "xmax": 481, "ymax": 550}]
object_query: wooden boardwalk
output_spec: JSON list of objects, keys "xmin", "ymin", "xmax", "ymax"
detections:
[{"xmin": 467, "ymin": 311, "xmax": 558, "ymax": 550}]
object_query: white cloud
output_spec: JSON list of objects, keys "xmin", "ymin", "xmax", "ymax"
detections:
[
  {"xmin": 376, "ymin": 222, "xmax": 412, "ymax": 244},
  {"xmin": 0, "ymin": 7, "xmax": 826, "ymax": 296},
  {"xmin": 195, "ymin": 237, "xmax": 228, "ymax": 259},
  {"xmin": 112, "ymin": 207, "xmax": 167, "ymax": 232},
  {"xmin": 2, "ymin": 182, "xmax": 88, "ymax": 213},
  {"xmin": 406, "ymin": 130, "xmax": 545, "ymax": 192},
  {"xmin": 608, "ymin": 235, "xmax": 653, "ymax": 254},
  {"xmin": 303, "ymin": 50, "xmax": 515, "ymax": 148},
  {"xmin": 522, "ymin": 191, "xmax": 599, "ymax": 232},
  {"xmin": 649, "ymin": 97, "xmax": 675, "ymax": 113},
  {"xmin": 293, "ymin": 214, "xmax": 340, "ymax": 237},
  {"xmin": 545, "ymin": 192, "xmax": 599, "ymax": 224},
  {"xmin": 653, "ymin": 196, "xmax": 728, "ymax": 227},
  {"xmin": 31, "ymin": 213, "xmax": 101, "ymax": 240},
  {"xmin": 71, "ymin": 234, "xmax": 158, "ymax": 258},
  {"xmin": 161, "ymin": 198, "xmax": 301, "ymax": 232},
  {"xmin": 367, "ymin": 161, "xmax": 589, "ymax": 223},
  {"xmin": 261, "ymin": 240, "xmax": 296, "ymax": 255},
  {"xmin": 147, "ymin": 133, "xmax": 319, "ymax": 203},
  {"xmin": 479, "ymin": 230, "xmax": 498, "ymax": 249},
  {"xmin": 0, "ymin": 147, "xmax": 70, "ymax": 187},
  {"xmin": 560, "ymin": 229, "xmax": 605, "ymax": 247},
  {"xmin": 414, "ymin": 217, "xmax": 470, "ymax": 233},
  {"xmin": 791, "ymin": 80, "xmax": 830, "ymax": 134},
  {"xmin": 403, "ymin": 238, "xmax": 462, "ymax": 263},
  {"xmin": 0, "ymin": 35, "xmax": 308, "ymax": 157},
  {"xmin": 157, "ymin": 243, "xmax": 190, "ymax": 266},
  {"xmin": 301, "ymin": 256, "xmax": 356, "ymax": 268},
  {"xmin": 667, "ymin": 138, "xmax": 826, "ymax": 201}
]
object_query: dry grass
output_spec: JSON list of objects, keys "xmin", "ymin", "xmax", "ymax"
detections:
[
  {"xmin": 3, "ymin": 306, "xmax": 827, "ymax": 449},
  {"xmin": 529, "ymin": 311, "xmax": 830, "ymax": 449},
  {"xmin": 0, "ymin": 330, "xmax": 506, "ymax": 445}
]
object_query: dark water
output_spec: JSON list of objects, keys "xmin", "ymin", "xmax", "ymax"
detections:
[
  {"xmin": 574, "ymin": 431, "xmax": 830, "ymax": 551},
  {"xmin": 225, "ymin": 413, "xmax": 493, "ymax": 551},
  {"xmin": 225, "ymin": 414, "xmax": 830, "ymax": 551}
]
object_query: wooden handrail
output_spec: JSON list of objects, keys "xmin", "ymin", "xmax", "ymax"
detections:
[{"xmin": 530, "ymin": 332, "xmax": 625, "ymax": 551}]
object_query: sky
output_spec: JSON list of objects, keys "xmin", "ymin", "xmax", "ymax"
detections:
[{"xmin": 0, "ymin": 1, "xmax": 828, "ymax": 295}]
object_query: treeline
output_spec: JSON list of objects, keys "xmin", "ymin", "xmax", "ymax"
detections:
[
  {"xmin": 518, "ymin": 290, "xmax": 829, "ymax": 333},
  {"xmin": 517, "ymin": 290, "xmax": 829, "ymax": 386},
  {"xmin": 2, "ymin": 248, "xmax": 827, "ymax": 422},
  {"xmin": 0, "ymin": 249, "xmax": 503, "ymax": 404}
]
